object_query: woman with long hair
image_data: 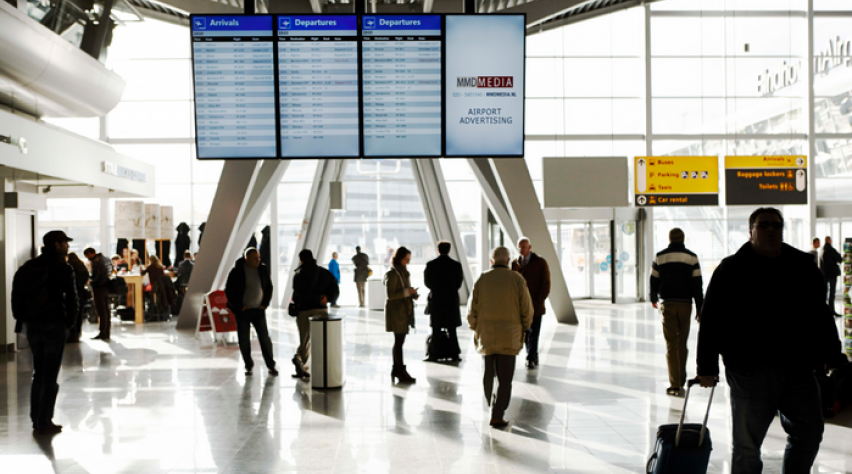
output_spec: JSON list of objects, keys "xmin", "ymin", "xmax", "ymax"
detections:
[{"xmin": 384, "ymin": 246, "xmax": 419, "ymax": 383}]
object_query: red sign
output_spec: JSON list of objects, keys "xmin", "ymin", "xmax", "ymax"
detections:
[
  {"xmin": 207, "ymin": 290, "xmax": 237, "ymax": 334},
  {"xmin": 477, "ymin": 76, "xmax": 513, "ymax": 88}
]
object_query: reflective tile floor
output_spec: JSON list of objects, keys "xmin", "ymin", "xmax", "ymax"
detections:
[{"xmin": 2, "ymin": 301, "xmax": 851, "ymax": 473}]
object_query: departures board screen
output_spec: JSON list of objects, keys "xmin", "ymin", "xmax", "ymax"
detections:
[
  {"xmin": 361, "ymin": 15, "xmax": 442, "ymax": 157},
  {"xmin": 190, "ymin": 14, "xmax": 524, "ymax": 159},
  {"xmin": 191, "ymin": 16, "xmax": 277, "ymax": 159},
  {"xmin": 277, "ymin": 16, "xmax": 360, "ymax": 157}
]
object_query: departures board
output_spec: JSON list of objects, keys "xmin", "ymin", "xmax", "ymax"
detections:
[{"xmin": 190, "ymin": 14, "xmax": 525, "ymax": 159}]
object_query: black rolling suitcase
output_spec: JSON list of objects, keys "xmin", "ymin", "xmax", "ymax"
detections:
[
  {"xmin": 425, "ymin": 328, "xmax": 456, "ymax": 361},
  {"xmin": 647, "ymin": 379, "xmax": 715, "ymax": 474}
]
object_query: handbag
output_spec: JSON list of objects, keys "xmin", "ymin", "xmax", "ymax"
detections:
[{"xmin": 367, "ymin": 267, "xmax": 373, "ymax": 277}]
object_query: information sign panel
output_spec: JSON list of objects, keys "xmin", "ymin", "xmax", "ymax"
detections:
[
  {"xmin": 444, "ymin": 15, "xmax": 525, "ymax": 157},
  {"xmin": 634, "ymin": 156, "xmax": 719, "ymax": 206},
  {"xmin": 191, "ymin": 15, "xmax": 277, "ymax": 159},
  {"xmin": 725, "ymin": 155, "xmax": 808, "ymax": 205},
  {"xmin": 361, "ymin": 15, "xmax": 442, "ymax": 157},
  {"xmin": 276, "ymin": 15, "xmax": 360, "ymax": 157}
]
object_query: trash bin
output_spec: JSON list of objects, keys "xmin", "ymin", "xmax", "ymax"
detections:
[
  {"xmin": 311, "ymin": 315, "xmax": 344, "ymax": 389},
  {"xmin": 367, "ymin": 279, "xmax": 384, "ymax": 311}
]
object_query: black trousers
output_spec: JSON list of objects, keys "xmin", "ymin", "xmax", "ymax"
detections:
[
  {"xmin": 484, "ymin": 354, "xmax": 516, "ymax": 420},
  {"xmin": 827, "ymin": 276, "xmax": 838, "ymax": 313},
  {"xmin": 525, "ymin": 314, "xmax": 543, "ymax": 362},
  {"xmin": 26, "ymin": 322, "xmax": 67, "ymax": 429},
  {"xmin": 93, "ymin": 286, "xmax": 111, "ymax": 337},
  {"xmin": 236, "ymin": 308, "xmax": 276, "ymax": 370}
]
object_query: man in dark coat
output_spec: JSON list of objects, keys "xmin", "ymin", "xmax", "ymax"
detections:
[
  {"xmin": 225, "ymin": 248, "xmax": 277, "ymax": 376},
  {"xmin": 424, "ymin": 241, "xmax": 464, "ymax": 361},
  {"xmin": 820, "ymin": 236, "xmax": 843, "ymax": 316},
  {"xmin": 697, "ymin": 208, "xmax": 846, "ymax": 473},
  {"xmin": 352, "ymin": 246, "xmax": 370, "ymax": 307},
  {"xmin": 12, "ymin": 230, "xmax": 78, "ymax": 435},
  {"xmin": 292, "ymin": 249, "xmax": 339, "ymax": 377},
  {"xmin": 84, "ymin": 247, "xmax": 114, "ymax": 341},
  {"xmin": 512, "ymin": 237, "xmax": 551, "ymax": 369}
]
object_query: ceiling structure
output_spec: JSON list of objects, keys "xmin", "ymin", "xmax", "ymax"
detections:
[{"xmin": 124, "ymin": 0, "xmax": 658, "ymax": 33}]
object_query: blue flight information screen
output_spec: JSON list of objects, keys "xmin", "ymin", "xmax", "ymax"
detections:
[
  {"xmin": 191, "ymin": 16, "xmax": 277, "ymax": 159},
  {"xmin": 361, "ymin": 15, "xmax": 442, "ymax": 157},
  {"xmin": 276, "ymin": 15, "xmax": 360, "ymax": 157}
]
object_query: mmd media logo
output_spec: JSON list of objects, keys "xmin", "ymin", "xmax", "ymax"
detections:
[
  {"xmin": 456, "ymin": 76, "xmax": 514, "ymax": 88},
  {"xmin": 363, "ymin": 17, "xmax": 376, "ymax": 29},
  {"xmin": 194, "ymin": 17, "xmax": 207, "ymax": 30}
]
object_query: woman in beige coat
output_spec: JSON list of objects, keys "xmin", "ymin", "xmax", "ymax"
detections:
[{"xmin": 385, "ymin": 246, "xmax": 419, "ymax": 383}]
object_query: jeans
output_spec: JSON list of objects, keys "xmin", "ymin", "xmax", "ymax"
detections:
[
  {"xmin": 726, "ymin": 367, "xmax": 824, "ymax": 474},
  {"xmin": 525, "ymin": 314, "xmax": 543, "ymax": 362},
  {"xmin": 236, "ymin": 309, "xmax": 276, "ymax": 370},
  {"xmin": 660, "ymin": 301, "xmax": 692, "ymax": 388},
  {"xmin": 26, "ymin": 322, "xmax": 68, "ymax": 428}
]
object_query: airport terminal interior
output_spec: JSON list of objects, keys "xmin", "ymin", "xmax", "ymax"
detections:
[{"xmin": 2, "ymin": 0, "xmax": 852, "ymax": 472}]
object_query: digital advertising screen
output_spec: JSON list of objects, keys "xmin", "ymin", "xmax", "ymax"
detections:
[
  {"xmin": 361, "ymin": 15, "xmax": 443, "ymax": 157},
  {"xmin": 191, "ymin": 15, "xmax": 277, "ymax": 159},
  {"xmin": 444, "ymin": 15, "xmax": 525, "ymax": 157},
  {"xmin": 276, "ymin": 15, "xmax": 360, "ymax": 157}
]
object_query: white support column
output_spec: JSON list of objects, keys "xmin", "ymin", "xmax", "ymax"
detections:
[
  {"xmin": 214, "ymin": 160, "xmax": 291, "ymax": 291},
  {"xmin": 316, "ymin": 160, "xmax": 350, "ymax": 265},
  {"xmin": 279, "ymin": 159, "xmax": 345, "ymax": 308},
  {"xmin": 640, "ymin": 1, "xmax": 655, "ymax": 303},
  {"xmin": 807, "ymin": 0, "xmax": 817, "ymax": 240},
  {"xmin": 468, "ymin": 158, "xmax": 521, "ymax": 245},
  {"xmin": 176, "ymin": 160, "xmax": 261, "ymax": 330},
  {"xmin": 269, "ymin": 185, "xmax": 279, "ymax": 309},
  {"xmin": 410, "ymin": 159, "xmax": 473, "ymax": 300},
  {"xmin": 100, "ymin": 197, "xmax": 110, "ymax": 255},
  {"xmin": 489, "ymin": 158, "xmax": 578, "ymax": 325}
]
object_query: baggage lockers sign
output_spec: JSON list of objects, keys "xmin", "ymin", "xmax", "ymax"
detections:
[
  {"xmin": 634, "ymin": 156, "xmax": 719, "ymax": 207},
  {"xmin": 725, "ymin": 155, "xmax": 807, "ymax": 205}
]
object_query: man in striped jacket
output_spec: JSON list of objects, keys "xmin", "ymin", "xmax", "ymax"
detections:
[{"xmin": 650, "ymin": 228, "xmax": 704, "ymax": 396}]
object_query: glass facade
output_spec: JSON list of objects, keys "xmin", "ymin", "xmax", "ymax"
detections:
[{"xmin": 37, "ymin": 1, "xmax": 852, "ymax": 303}]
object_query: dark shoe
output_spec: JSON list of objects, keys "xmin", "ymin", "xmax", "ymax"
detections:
[
  {"xmin": 526, "ymin": 360, "xmax": 537, "ymax": 369},
  {"xmin": 33, "ymin": 422, "xmax": 62, "ymax": 435},
  {"xmin": 91, "ymin": 334, "xmax": 104, "ymax": 340},
  {"xmin": 268, "ymin": 367, "xmax": 279, "ymax": 376},
  {"xmin": 391, "ymin": 365, "xmax": 416, "ymax": 384},
  {"xmin": 423, "ymin": 356, "xmax": 439, "ymax": 362},
  {"xmin": 489, "ymin": 419, "xmax": 509, "ymax": 428},
  {"xmin": 245, "ymin": 367, "xmax": 253, "ymax": 376},
  {"xmin": 291, "ymin": 356, "xmax": 308, "ymax": 378},
  {"xmin": 451, "ymin": 356, "xmax": 462, "ymax": 362},
  {"xmin": 666, "ymin": 387, "xmax": 680, "ymax": 396}
]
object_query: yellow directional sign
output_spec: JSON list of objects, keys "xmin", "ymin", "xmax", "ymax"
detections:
[
  {"xmin": 634, "ymin": 156, "xmax": 719, "ymax": 206},
  {"xmin": 725, "ymin": 155, "xmax": 807, "ymax": 205}
]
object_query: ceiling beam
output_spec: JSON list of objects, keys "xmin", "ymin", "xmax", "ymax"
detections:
[{"xmin": 149, "ymin": 0, "xmax": 240, "ymax": 13}]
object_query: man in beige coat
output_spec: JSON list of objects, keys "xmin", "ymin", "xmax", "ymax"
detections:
[{"xmin": 468, "ymin": 246, "xmax": 534, "ymax": 428}]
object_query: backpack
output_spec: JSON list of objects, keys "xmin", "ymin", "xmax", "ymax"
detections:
[{"xmin": 11, "ymin": 259, "xmax": 50, "ymax": 322}]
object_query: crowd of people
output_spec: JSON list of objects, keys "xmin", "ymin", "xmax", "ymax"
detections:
[{"xmin": 10, "ymin": 206, "xmax": 849, "ymax": 474}]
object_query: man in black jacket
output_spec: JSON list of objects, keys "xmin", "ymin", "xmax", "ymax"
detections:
[
  {"xmin": 225, "ymin": 248, "xmax": 277, "ymax": 376},
  {"xmin": 12, "ymin": 230, "xmax": 78, "ymax": 435},
  {"xmin": 292, "ymin": 249, "xmax": 339, "ymax": 378},
  {"xmin": 820, "ymin": 236, "xmax": 843, "ymax": 316},
  {"xmin": 697, "ymin": 208, "xmax": 846, "ymax": 474},
  {"xmin": 650, "ymin": 228, "xmax": 704, "ymax": 396},
  {"xmin": 84, "ymin": 247, "xmax": 113, "ymax": 340},
  {"xmin": 424, "ymin": 241, "xmax": 464, "ymax": 361}
]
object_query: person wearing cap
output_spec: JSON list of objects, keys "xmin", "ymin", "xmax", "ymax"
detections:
[{"xmin": 11, "ymin": 230, "xmax": 79, "ymax": 435}]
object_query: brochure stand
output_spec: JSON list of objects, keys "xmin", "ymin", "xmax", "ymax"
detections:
[{"xmin": 195, "ymin": 290, "xmax": 238, "ymax": 346}]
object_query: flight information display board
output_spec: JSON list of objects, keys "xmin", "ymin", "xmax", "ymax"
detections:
[
  {"xmin": 276, "ymin": 15, "xmax": 360, "ymax": 157},
  {"xmin": 191, "ymin": 16, "xmax": 277, "ymax": 159},
  {"xmin": 445, "ymin": 15, "xmax": 525, "ymax": 157},
  {"xmin": 361, "ymin": 15, "xmax": 442, "ymax": 157},
  {"xmin": 725, "ymin": 155, "xmax": 808, "ymax": 205}
]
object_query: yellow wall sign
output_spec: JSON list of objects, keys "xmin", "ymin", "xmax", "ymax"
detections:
[{"xmin": 634, "ymin": 156, "xmax": 719, "ymax": 206}]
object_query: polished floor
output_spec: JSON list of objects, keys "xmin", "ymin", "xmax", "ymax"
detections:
[{"xmin": 1, "ymin": 301, "xmax": 851, "ymax": 474}]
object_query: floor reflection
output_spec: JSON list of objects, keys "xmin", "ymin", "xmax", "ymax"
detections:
[{"xmin": 0, "ymin": 303, "xmax": 850, "ymax": 473}]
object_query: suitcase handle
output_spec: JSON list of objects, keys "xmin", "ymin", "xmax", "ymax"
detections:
[{"xmin": 675, "ymin": 377, "xmax": 716, "ymax": 448}]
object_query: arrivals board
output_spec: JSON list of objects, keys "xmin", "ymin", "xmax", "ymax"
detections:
[
  {"xmin": 725, "ymin": 155, "xmax": 808, "ymax": 205},
  {"xmin": 277, "ymin": 15, "xmax": 360, "ymax": 157},
  {"xmin": 444, "ymin": 15, "xmax": 525, "ymax": 157},
  {"xmin": 634, "ymin": 156, "xmax": 719, "ymax": 206},
  {"xmin": 191, "ymin": 16, "xmax": 277, "ymax": 159},
  {"xmin": 361, "ymin": 15, "xmax": 442, "ymax": 157}
]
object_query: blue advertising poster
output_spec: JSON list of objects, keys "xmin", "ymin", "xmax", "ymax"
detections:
[
  {"xmin": 276, "ymin": 15, "xmax": 360, "ymax": 157},
  {"xmin": 361, "ymin": 15, "xmax": 442, "ymax": 157},
  {"xmin": 191, "ymin": 16, "xmax": 277, "ymax": 159}
]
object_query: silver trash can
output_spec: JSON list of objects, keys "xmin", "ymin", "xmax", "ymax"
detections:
[{"xmin": 311, "ymin": 315, "xmax": 345, "ymax": 389}]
